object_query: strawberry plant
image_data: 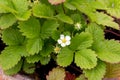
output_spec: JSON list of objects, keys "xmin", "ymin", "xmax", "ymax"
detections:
[{"xmin": 0, "ymin": 0, "xmax": 120, "ymax": 80}]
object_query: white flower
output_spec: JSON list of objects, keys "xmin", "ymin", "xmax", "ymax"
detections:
[{"xmin": 57, "ymin": 34, "xmax": 71, "ymax": 47}]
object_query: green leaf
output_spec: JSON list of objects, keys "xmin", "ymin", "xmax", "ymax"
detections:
[
  {"xmin": 83, "ymin": 60, "xmax": 106, "ymax": 80},
  {"xmin": 2, "ymin": 28, "xmax": 24, "ymax": 45},
  {"xmin": 75, "ymin": 74, "xmax": 87, "ymax": 80},
  {"xmin": 33, "ymin": 3, "xmax": 54, "ymax": 19},
  {"xmin": 56, "ymin": 13, "xmax": 73, "ymax": 24},
  {"xmin": 64, "ymin": 2, "xmax": 76, "ymax": 10},
  {"xmin": 26, "ymin": 38, "xmax": 43, "ymax": 55},
  {"xmin": 69, "ymin": 32, "xmax": 93, "ymax": 51},
  {"xmin": 51, "ymin": 30, "xmax": 61, "ymax": 41},
  {"xmin": 0, "ymin": 14, "xmax": 16, "ymax": 29},
  {"xmin": 94, "ymin": 12, "xmax": 119, "ymax": 30},
  {"xmin": 0, "ymin": 46, "xmax": 21, "ymax": 70},
  {"xmin": 4, "ymin": 60, "xmax": 22, "ymax": 75},
  {"xmin": 40, "ymin": 20, "xmax": 59, "ymax": 39},
  {"xmin": 85, "ymin": 23, "xmax": 105, "ymax": 41},
  {"xmin": 18, "ymin": 17, "xmax": 41, "ymax": 38},
  {"xmin": 40, "ymin": 45, "xmax": 53, "ymax": 57},
  {"xmin": 11, "ymin": 0, "xmax": 31, "ymax": 20},
  {"xmin": 0, "ymin": 0, "xmax": 16, "ymax": 13},
  {"xmin": 94, "ymin": 40, "xmax": 120, "ymax": 63},
  {"xmin": 105, "ymin": 0, "xmax": 120, "ymax": 18},
  {"xmin": 69, "ymin": 0, "xmax": 96, "ymax": 21},
  {"xmin": 26, "ymin": 54, "xmax": 41, "ymax": 63},
  {"xmin": 17, "ymin": 46, "xmax": 29, "ymax": 57},
  {"xmin": 75, "ymin": 49, "xmax": 97, "ymax": 69},
  {"xmin": 57, "ymin": 47, "xmax": 73, "ymax": 67},
  {"xmin": 23, "ymin": 61, "xmax": 35, "ymax": 74},
  {"xmin": 105, "ymin": 63, "xmax": 120, "ymax": 78},
  {"xmin": 46, "ymin": 67, "xmax": 65, "ymax": 80},
  {"xmin": 39, "ymin": 56, "xmax": 51, "ymax": 65}
]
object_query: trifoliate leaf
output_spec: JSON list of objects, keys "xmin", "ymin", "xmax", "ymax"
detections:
[
  {"xmin": 105, "ymin": 63, "xmax": 120, "ymax": 78},
  {"xmin": 75, "ymin": 49, "xmax": 97, "ymax": 69},
  {"xmin": 11, "ymin": 0, "xmax": 31, "ymax": 20},
  {"xmin": 85, "ymin": 23, "xmax": 105, "ymax": 41},
  {"xmin": 0, "ymin": 46, "xmax": 21, "ymax": 70},
  {"xmin": 23, "ymin": 61, "xmax": 35, "ymax": 74},
  {"xmin": 33, "ymin": 3, "xmax": 54, "ymax": 19},
  {"xmin": 26, "ymin": 38, "xmax": 43, "ymax": 55},
  {"xmin": 94, "ymin": 40, "xmax": 120, "ymax": 63},
  {"xmin": 83, "ymin": 60, "xmax": 106, "ymax": 80},
  {"xmin": 94, "ymin": 12, "xmax": 119, "ymax": 30},
  {"xmin": 39, "ymin": 56, "xmax": 51, "ymax": 65},
  {"xmin": 69, "ymin": 32, "xmax": 93, "ymax": 51},
  {"xmin": 0, "ymin": 14, "xmax": 16, "ymax": 29},
  {"xmin": 4, "ymin": 60, "xmax": 22, "ymax": 75},
  {"xmin": 26, "ymin": 54, "xmax": 41, "ymax": 63},
  {"xmin": 40, "ymin": 20, "xmax": 59, "ymax": 39},
  {"xmin": 57, "ymin": 47, "xmax": 73, "ymax": 67},
  {"xmin": 56, "ymin": 13, "xmax": 73, "ymax": 24},
  {"xmin": 46, "ymin": 67, "xmax": 65, "ymax": 80},
  {"xmin": 18, "ymin": 17, "xmax": 41, "ymax": 38},
  {"xmin": 2, "ymin": 28, "xmax": 24, "ymax": 45}
]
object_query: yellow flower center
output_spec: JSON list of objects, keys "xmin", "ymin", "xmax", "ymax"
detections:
[
  {"xmin": 54, "ymin": 47, "xmax": 61, "ymax": 53},
  {"xmin": 62, "ymin": 38, "xmax": 67, "ymax": 43}
]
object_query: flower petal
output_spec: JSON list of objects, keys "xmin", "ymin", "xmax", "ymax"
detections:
[
  {"xmin": 58, "ymin": 39, "xmax": 62, "ymax": 44},
  {"xmin": 61, "ymin": 43, "xmax": 66, "ymax": 47},
  {"xmin": 65, "ymin": 36, "xmax": 71, "ymax": 40},
  {"xmin": 66, "ymin": 41, "xmax": 70, "ymax": 45},
  {"xmin": 60, "ymin": 34, "xmax": 64, "ymax": 39}
]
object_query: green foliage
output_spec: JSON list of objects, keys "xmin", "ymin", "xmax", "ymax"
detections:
[
  {"xmin": 4, "ymin": 60, "xmax": 22, "ymax": 75},
  {"xmin": 0, "ymin": 46, "xmax": 21, "ymax": 70},
  {"xmin": 75, "ymin": 49, "xmax": 97, "ymax": 69},
  {"xmin": 69, "ymin": 0, "xmax": 119, "ymax": 29},
  {"xmin": 11, "ymin": 0, "xmax": 31, "ymax": 20},
  {"xmin": 56, "ymin": 13, "xmax": 73, "ymax": 24},
  {"xmin": 26, "ymin": 38, "xmax": 43, "ymax": 55},
  {"xmin": 40, "ymin": 20, "xmax": 59, "ymax": 39},
  {"xmin": 39, "ymin": 56, "xmax": 51, "ymax": 65},
  {"xmin": 84, "ymin": 60, "xmax": 106, "ymax": 80},
  {"xmin": 18, "ymin": 17, "xmax": 41, "ymax": 38},
  {"xmin": 2, "ymin": 28, "xmax": 24, "ymax": 45},
  {"xmin": 23, "ymin": 61, "xmax": 35, "ymax": 74},
  {"xmin": 0, "ymin": 14, "xmax": 16, "ymax": 29},
  {"xmin": 33, "ymin": 3, "xmax": 54, "ymax": 19},
  {"xmin": 93, "ymin": 40, "xmax": 120, "ymax": 63},
  {"xmin": 1, "ymin": 0, "xmax": 120, "ymax": 80},
  {"xmin": 69, "ymin": 32, "xmax": 93, "ymax": 51},
  {"xmin": 57, "ymin": 47, "xmax": 73, "ymax": 67},
  {"xmin": 75, "ymin": 74, "xmax": 87, "ymax": 80},
  {"xmin": 85, "ymin": 23, "xmax": 105, "ymax": 41}
]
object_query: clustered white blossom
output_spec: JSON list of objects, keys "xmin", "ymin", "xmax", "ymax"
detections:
[{"xmin": 57, "ymin": 34, "xmax": 71, "ymax": 47}]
